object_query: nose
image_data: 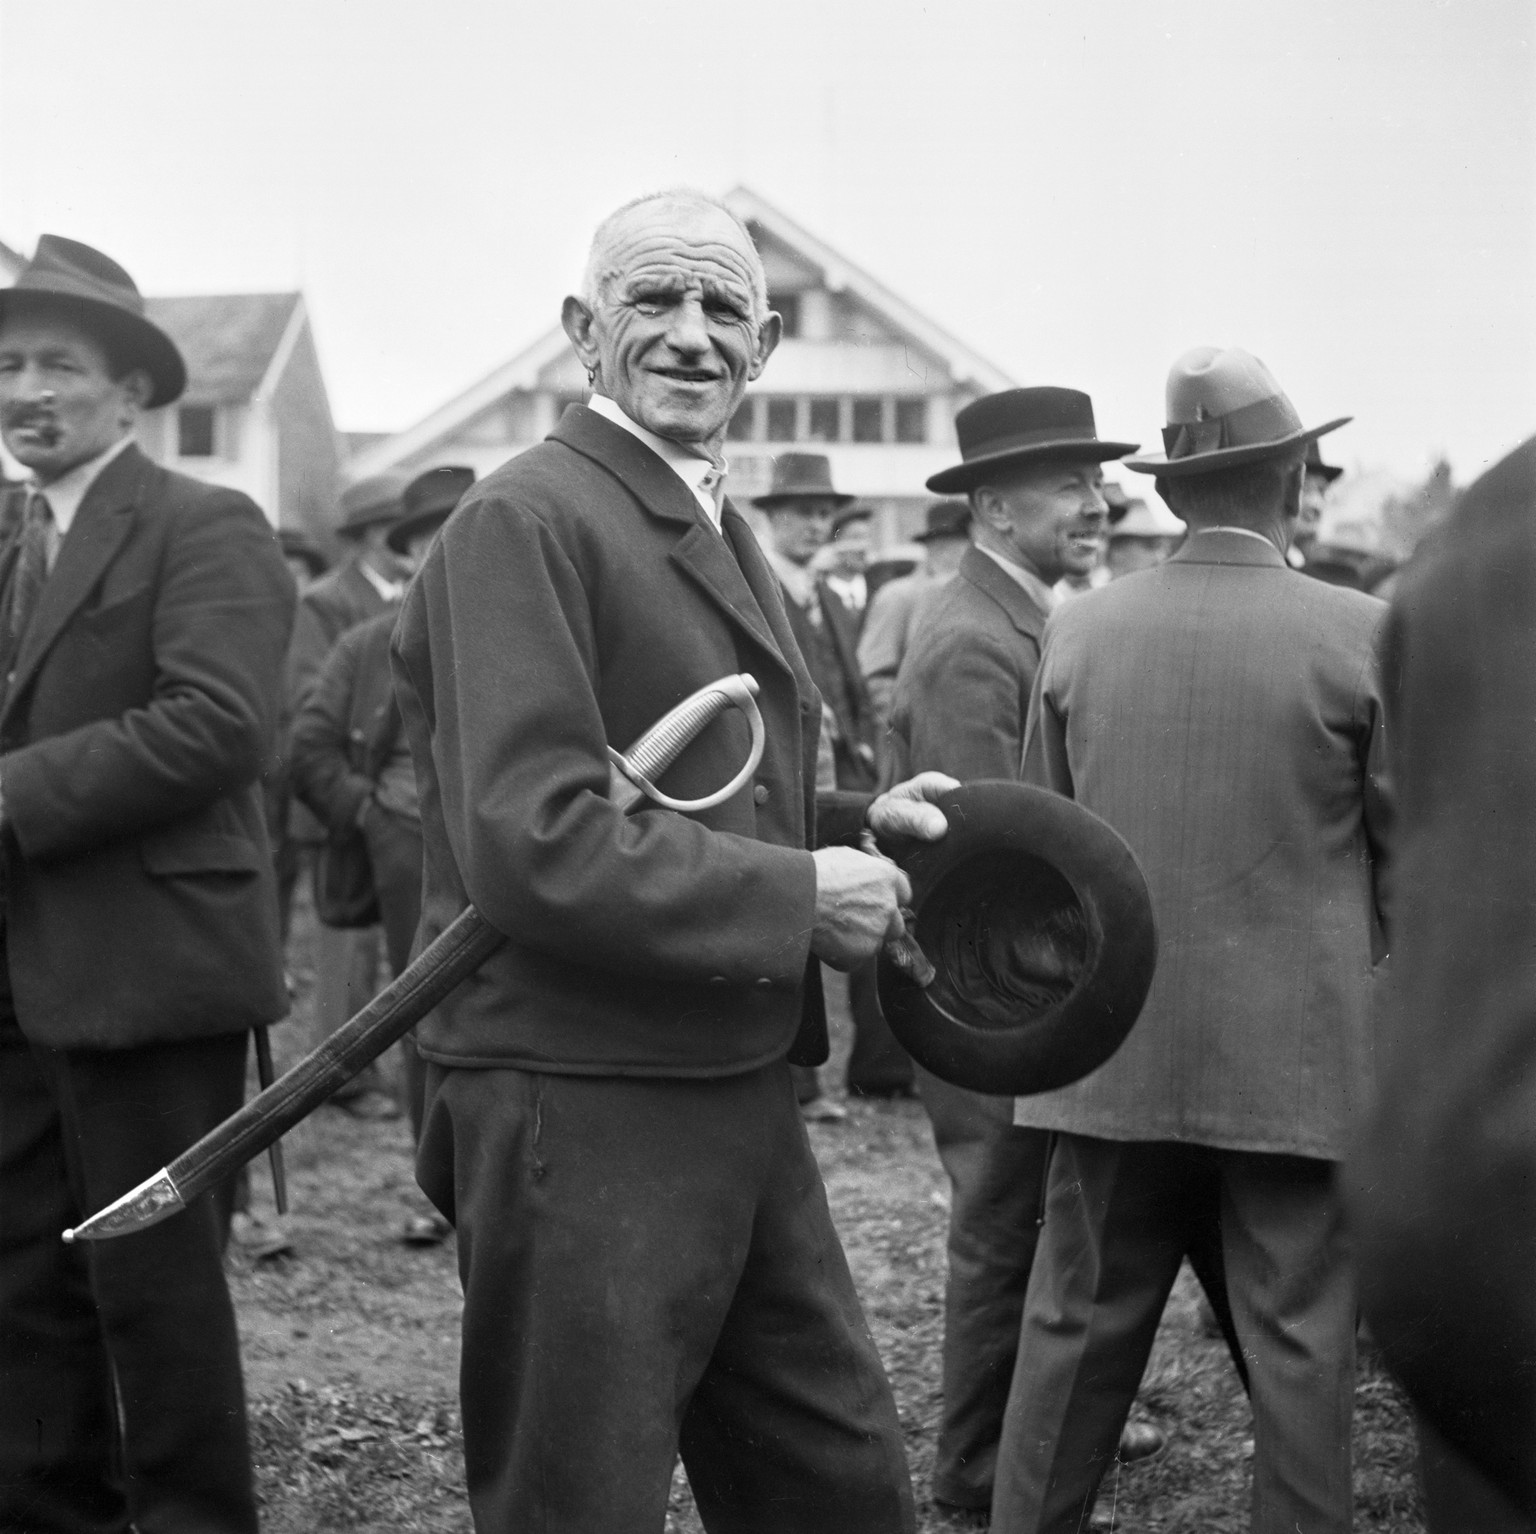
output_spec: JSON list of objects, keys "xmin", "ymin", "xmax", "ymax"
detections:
[{"xmin": 665, "ymin": 295, "xmax": 711, "ymax": 357}]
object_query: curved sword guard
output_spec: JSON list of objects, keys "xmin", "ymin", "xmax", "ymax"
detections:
[{"xmin": 608, "ymin": 673, "xmax": 765, "ymax": 813}]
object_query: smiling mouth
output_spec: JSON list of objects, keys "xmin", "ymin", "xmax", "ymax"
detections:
[
  {"xmin": 4, "ymin": 417, "xmax": 61, "ymax": 447},
  {"xmin": 652, "ymin": 368, "xmax": 721, "ymax": 386}
]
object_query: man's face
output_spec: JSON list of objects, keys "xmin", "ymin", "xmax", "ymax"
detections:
[
  {"xmin": 979, "ymin": 459, "xmax": 1108, "ymax": 584},
  {"xmin": 0, "ymin": 309, "xmax": 146, "ymax": 482},
  {"xmin": 826, "ymin": 517, "xmax": 871, "ymax": 576},
  {"xmin": 766, "ymin": 498, "xmax": 839, "ymax": 565},
  {"xmin": 1296, "ymin": 470, "xmax": 1329, "ymax": 552},
  {"xmin": 562, "ymin": 204, "xmax": 780, "ymax": 455}
]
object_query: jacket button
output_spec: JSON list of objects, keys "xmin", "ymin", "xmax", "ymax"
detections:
[
  {"xmin": 709, "ymin": 975, "xmax": 728, "ymax": 986},
  {"xmin": 753, "ymin": 784, "xmax": 769, "ymax": 804},
  {"xmin": 755, "ymin": 977, "xmax": 772, "ymax": 989}
]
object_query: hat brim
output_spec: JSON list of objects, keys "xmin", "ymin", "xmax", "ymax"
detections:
[
  {"xmin": 877, "ymin": 781, "xmax": 1158, "ymax": 1096},
  {"xmin": 913, "ymin": 525, "xmax": 971, "ymax": 542},
  {"xmin": 385, "ymin": 508, "xmax": 452, "ymax": 553},
  {"xmin": 1125, "ymin": 417, "xmax": 1351, "ymax": 479},
  {"xmin": 0, "ymin": 289, "xmax": 186, "ymax": 408},
  {"xmin": 925, "ymin": 439, "xmax": 1140, "ymax": 495},
  {"xmin": 751, "ymin": 491, "xmax": 858, "ymax": 509}
]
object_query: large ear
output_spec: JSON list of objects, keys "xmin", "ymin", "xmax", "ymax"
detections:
[
  {"xmin": 561, "ymin": 294, "xmax": 601, "ymax": 375},
  {"xmin": 747, "ymin": 310, "xmax": 783, "ymax": 383}
]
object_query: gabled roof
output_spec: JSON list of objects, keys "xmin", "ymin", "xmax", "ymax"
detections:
[
  {"xmin": 0, "ymin": 238, "xmax": 23, "ymax": 280},
  {"xmin": 348, "ymin": 186, "xmax": 1012, "ymax": 480},
  {"xmin": 145, "ymin": 293, "xmax": 305, "ymax": 403}
]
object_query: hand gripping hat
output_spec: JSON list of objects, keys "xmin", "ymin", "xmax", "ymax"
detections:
[
  {"xmin": 386, "ymin": 465, "xmax": 475, "ymax": 553},
  {"xmin": 0, "ymin": 235, "xmax": 186, "ymax": 407},
  {"xmin": 1125, "ymin": 346, "xmax": 1350, "ymax": 478},
  {"xmin": 878, "ymin": 781, "xmax": 1158, "ymax": 1095},
  {"xmin": 927, "ymin": 388, "xmax": 1138, "ymax": 495}
]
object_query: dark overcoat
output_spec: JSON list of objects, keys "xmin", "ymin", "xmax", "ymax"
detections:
[
  {"xmin": 392, "ymin": 405, "xmax": 865, "ymax": 1077},
  {"xmin": 0, "ymin": 444, "xmax": 294, "ymax": 1049}
]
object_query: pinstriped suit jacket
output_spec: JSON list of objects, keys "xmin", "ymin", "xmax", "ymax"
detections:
[{"xmin": 1015, "ymin": 530, "xmax": 1389, "ymax": 1159}]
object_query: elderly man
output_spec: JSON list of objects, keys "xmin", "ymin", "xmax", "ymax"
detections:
[
  {"xmin": 995, "ymin": 348, "xmax": 1387, "ymax": 1534},
  {"xmin": 0, "ymin": 237, "xmax": 293, "ymax": 1533},
  {"xmin": 391, "ymin": 189, "xmax": 954, "ymax": 1533},
  {"xmin": 886, "ymin": 388, "xmax": 1165, "ymax": 1514}
]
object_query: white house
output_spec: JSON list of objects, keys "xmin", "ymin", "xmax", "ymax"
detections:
[{"xmin": 346, "ymin": 187, "xmax": 1015, "ymax": 545}]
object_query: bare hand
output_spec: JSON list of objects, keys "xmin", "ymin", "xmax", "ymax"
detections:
[
  {"xmin": 867, "ymin": 771, "xmax": 959, "ymax": 844},
  {"xmin": 810, "ymin": 846, "xmax": 912, "ymax": 970}
]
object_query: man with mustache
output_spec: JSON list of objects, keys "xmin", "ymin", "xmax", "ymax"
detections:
[
  {"xmin": 0, "ymin": 237, "xmax": 294, "ymax": 1533},
  {"xmin": 392, "ymin": 189, "xmax": 955, "ymax": 1532}
]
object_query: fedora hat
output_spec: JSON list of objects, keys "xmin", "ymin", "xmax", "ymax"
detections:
[
  {"xmin": 1306, "ymin": 438, "xmax": 1344, "ymax": 484},
  {"xmin": 926, "ymin": 388, "xmax": 1138, "ymax": 495},
  {"xmin": 337, "ymin": 471, "xmax": 410, "ymax": 538},
  {"xmin": 878, "ymin": 781, "xmax": 1157, "ymax": 1096},
  {"xmin": 751, "ymin": 453, "xmax": 855, "ymax": 509},
  {"xmin": 386, "ymin": 465, "xmax": 475, "ymax": 553},
  {"xmin": 1125, "ymin": 347, "xmax": 1351, "ymax": 479},
  {"xmin": 913, "ymin": 499, "xmax": 972, "ymax": 542},
  {"xmin": 0, "ymin": 235, "xmax": 186, "ymax": 408}
]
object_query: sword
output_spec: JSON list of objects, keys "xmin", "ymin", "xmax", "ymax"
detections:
[{"xmin": 65, "ymin": 673, "xmax": 767, "ymax": 1243}]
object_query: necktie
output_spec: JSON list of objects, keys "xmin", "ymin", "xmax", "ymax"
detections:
[{"xmin": 9, "ymin": 491, "xmax": 54, "ymax": 645}]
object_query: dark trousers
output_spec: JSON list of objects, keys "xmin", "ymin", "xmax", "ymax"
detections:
[
  {"xmin": 0, "ymin": 1016, "xmax": 255, "ymax": 1534},
  {"xmin": 363, "ymin": 805, "xmax": 427, "ymax": 1140},
  {"xmin": 844, "ymin": 958, "xmax": 913, "ymax": 1095},
  {"xmin": 417, "ymin": 1058, "xmax": 915, "ymax": 1533},
  {"xmin": 994, "ymin": 1135, "xmax": 1354, "ymax": 1534}
]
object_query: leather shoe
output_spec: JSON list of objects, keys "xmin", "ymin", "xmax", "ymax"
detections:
[
  {"xmin": 798, "ymin": 1095, "xmax": 848, "ymax": 1124},
  {"xmin": 333, "ymin": 1090, "xmax": 402, "ymax": 1121},
  {"xmin": 401, "ymin": 1212, "xmax": 452, "ymax": 1246},
  {"xmin": 1117, "ymin": 1419, "xmax": 1165, "ymax": 1463}
]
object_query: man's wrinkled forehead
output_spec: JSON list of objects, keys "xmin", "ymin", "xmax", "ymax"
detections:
[{"xmin": 597, "ymin": 204, "xmax": 761, "ymax": 299}]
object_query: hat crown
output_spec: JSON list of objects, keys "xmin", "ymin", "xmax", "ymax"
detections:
[
  {"xmin": 403, "ymin": 464, "xmax": 475, "ymax": 518},
  {"xmin": 339, "ymin": 471, "xmax": 409, "ymax": 528},
  {"xmin": 765, "ymin": 453, "xmax": 839, "ymax": 498},
  {"xmin": 1165, "ymin": 346, "xmax": 1298, "ymax": 429},
  {"xmin": 919, "ymin": 499, "xmax": 972, "ymax": 539},
  {"xmin": 16, "ymin": 234, "xmax": 147, "ymax": 317},
  {"xmin": 955, "ymin": 387, "xmax": 1099, "ymax": 463}
]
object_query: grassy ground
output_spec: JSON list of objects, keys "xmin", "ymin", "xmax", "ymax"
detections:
[{"xmin": 230, "ymin": 918, "xmax": 1425, "ymax": 1531}]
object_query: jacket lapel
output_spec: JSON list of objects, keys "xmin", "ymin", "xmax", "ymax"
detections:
[
  {"xmin": 959, "ymin": 545, "xmax": 1049, "ymax": 640},
  {"xmin": 554, "ymin": 406, "xmax": 793, "ymax": 681},
  {"xmin": 5, "ymin": 445, "xmax": 144, "ymax": 711}
]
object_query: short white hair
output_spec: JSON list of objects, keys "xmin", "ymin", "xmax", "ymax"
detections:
[{"xmin": 580, "ymin": 189, "xmax": 769, "ymax": 323}]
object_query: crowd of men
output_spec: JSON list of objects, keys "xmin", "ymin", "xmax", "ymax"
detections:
[{"xmin": 0, "ymin": 199, "xmax": 1529, "ymax": 1534}]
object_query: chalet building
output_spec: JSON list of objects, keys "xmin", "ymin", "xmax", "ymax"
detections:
[
  {"xmin": 135, "ymin": 294, "xmax": 340, "ymax": 539},
  {"xmin": 347, "ymin": 187, "xmax": 1015, "ymax": 546}
]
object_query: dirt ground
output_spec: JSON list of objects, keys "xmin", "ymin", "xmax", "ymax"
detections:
[{"xmin": 229, "ymin": 914, "xmax": 1426, "ymax": 1531}]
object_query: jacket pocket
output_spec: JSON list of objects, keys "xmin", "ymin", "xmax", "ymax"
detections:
[{"xmin": 141, "ymin": 826, "xmax": 264, "ymax": 876}]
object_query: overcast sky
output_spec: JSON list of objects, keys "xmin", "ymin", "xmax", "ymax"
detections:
[{"xmin": 2, "ymin": 0, "xmax": 1531, "ymax": 479}]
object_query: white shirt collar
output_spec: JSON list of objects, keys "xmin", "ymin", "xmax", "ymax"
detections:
[
  {"xmin": 1195, "ymin": 525, "xmax": 1282, "ymax": 551},
  {"xmin": 30, "ymin": 433, "xmax": 135, "ymax": 540},
  {"xmin": 977, "ymin": 545, "xmax": 1060, "ymax": 614},
  {"xmin": 586, "ymin": 394, "xmax": 726, "ymax": 528}
]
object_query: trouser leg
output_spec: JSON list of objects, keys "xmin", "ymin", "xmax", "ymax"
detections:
[
  {"xmin": 681, "ymin": 1068, "xmax": 914, "ymax": 1533},
  {"xmin": 992, "ymin": 1136, "xmax": 1190, "ymax": 1534},
  {"xmin": 1186, "ymin": 1205, "xmax": 1252, "ymax": 1393},
  {"xmin": 363, "ymin": 808, "xmax": 427, "ymax": 1136},
  {"xmin": 916, "ymin": 1067, "xmax": 1047, "ymax": 1508},
  {"xmin": 843, "ymin": 958, "xmax": 913, "ymax": 1096},
  {"xmin": 313, "ymin": 921, "xmax": 385, "ymax": 1099},
  {"xmin": 1219, "ymin": 1152, "xmax": 1355, "ymax": 1534},
  {"xmin": 0, "ymin": 1017, "xmax": 126, "ymax": 1534},
  {"xmin": 417, "ymin": 1060, "xmax": 911, "ymax": 1534}
]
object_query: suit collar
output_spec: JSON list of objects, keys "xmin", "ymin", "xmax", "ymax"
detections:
[
  {"xmin": 5, "ymin": 443, "xmax": 149, "ymax": 714},
  {"xmin": 553, "ymin": 404, "xmax": 702, "ymax": 529},
  {"xmin": 958, "ymin": 543, "xmax": 1049, "ymax": 637},
  {"xmin": 1170, "ymin": 528, "xmax": 1289, "ymax": 569}
]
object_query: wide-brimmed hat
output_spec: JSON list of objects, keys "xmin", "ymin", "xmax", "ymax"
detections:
[
  {"xmin": 751, "ymin": 453, "xmax": 855, "ymax": 509},
  {"xmin": 386, "ymin": 465, "xmax": 475, "ymax": 553},
  {"xmin": 914, "ymin": 499, "xmax": 973, "ymax": 541},
  {"xmin": 0, "ymin": 235, "xmax": 186, "ymax": 408},
  {"xmin": 1109, "ymin": 498, "xmax": 1185, "ymax": 540},
  {"xmin": 278, "ymin": 527, "xmax": 329, "ymax": 578},
  {"xmin": 926, "ymin": 388, "xmax": 1138, "ymax": 495},
  {"xmin": 1306, "ymin": 438, "xmax": 1344, "ymax": 484},
  {"xmin": 337, "ymin": 472, "xmax": 410, "ymax": 537},
  {"xmin": 878, "ymin": 781, "xmax": 1158, "ymax": 1095},
  {"xmin": 1126, "ymin": 347, "xmax": 1351, "ymax": 479}
]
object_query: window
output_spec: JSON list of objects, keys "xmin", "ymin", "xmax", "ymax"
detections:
[
  {"xmin": 851, "ymin": 398, "xmax": 884, "ymax": 444},
  {"xmin": 769, "ymin": 293, "xmax": 801, "ymax": 338},
  {"xmin": 177, "ymin": 405, "xmax": 216, "ymax": 458},
  {"xmin": 807, "ymin": 398, "xmax": 840, "ymax": 443},
  {"xmin": 727, "ymin": 399, "xmax": 756, "ymax": 441},
  {"xmin": 895, "ymin": 399, "xmax": 928, "ymax": 444},
  {"xmin": 765, "ymin": 398, "xmax": 798, "ymax": 442}
]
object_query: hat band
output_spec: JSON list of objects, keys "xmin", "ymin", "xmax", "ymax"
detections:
[
  {"xmin": 1161, "ymin": 394, "xmax": 1303, "ymax": 460},
  {"xmin": 962, "ymin": 422, "xmax": 1101, "ymax": 461}
]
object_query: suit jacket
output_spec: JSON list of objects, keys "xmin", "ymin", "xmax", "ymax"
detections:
[
  {"xmin": 0, "ymin": 444, "xmax": 294, "ymax": 1049},
  {"xmin": 392, "ymin": 405, "xmax": 867, "ymax": 1077},
  {"xmin": 290, "ymin": 610, "xmax": 401, "ymax": 836},
  {"xmin": 778, "ymin": 574, "xmax": 878, "ymax": 790},
  {"xmin": 1349, "ymin": 436, "xmax": 1536, "ymax": 1514},
  {"xmin": 886, "ymin": 545, "xmax": 1048, "ymax": 785},
  {"xmin": 1014, "ymin": 531, "xmax": 1389, "ymax": 1159}
]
